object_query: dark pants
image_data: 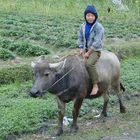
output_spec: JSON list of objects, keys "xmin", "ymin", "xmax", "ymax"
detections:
[{"xmin": 86, "ymin": 51, "xmax": 101, "ymax": 84}]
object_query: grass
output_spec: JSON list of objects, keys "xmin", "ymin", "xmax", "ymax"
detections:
[
  {"xmin": 121, "ymin": 58, "xmax": 140, "ymax": 92},
  {"xmin": 0, "ymin": 82, "xmax": 57, "ymax": 139},
  {"xmin": 0, "ymin": 0, "xmax": 139, "ymax": 16},
  {"xmin": 0, "ymin": 13, "xmax": 139, "ymax": 60},
  {"xmin": 0, "ymin": 0, "xmax": 140, "ymax": 60},
  {"xmin": 105, "ymin": 38, "xmax": 140, "ymax": 59}
]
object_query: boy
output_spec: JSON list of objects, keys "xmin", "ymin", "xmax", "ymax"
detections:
[{"xmin": 77, "ymin": 5, "xmax": 104, "ymax": 96}]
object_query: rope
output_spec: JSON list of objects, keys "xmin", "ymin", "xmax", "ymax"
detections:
[{"xmin": 45, "ymin": 67, "xmax": 74, "ymax": 94}]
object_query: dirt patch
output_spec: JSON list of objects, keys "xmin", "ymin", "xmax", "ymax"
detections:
[
  {"xmin": 17, "ymin": 92, "xmax": 140, "ymax": 140},
  {"xmin": 99, "ymin": 135, "xmax": 137, "ymax": 140}
]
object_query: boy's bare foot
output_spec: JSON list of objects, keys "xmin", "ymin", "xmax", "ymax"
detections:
[{"xmin": 90, "ymin": 84, "xmax": 98, "ymax": 96}]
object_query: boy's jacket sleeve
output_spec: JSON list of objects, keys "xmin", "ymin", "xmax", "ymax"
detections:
[{"xmin": 77, "ymin": 25, "xmax": 84, "ymax": 48}]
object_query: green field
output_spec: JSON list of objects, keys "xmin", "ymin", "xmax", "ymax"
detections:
[
  {"xmin": 0, "ymin": 0, "xmax": 140, "ymax": 60},
  {"xmin": 0, "ymin": 0, "xmax": 140, "ymax": 139}
]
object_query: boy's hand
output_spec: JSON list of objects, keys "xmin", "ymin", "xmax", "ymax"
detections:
[
  {"xmin": 84, "ymin": 53, "xmax": 90, "ymax": 58},
  {"xmin": 84, "ymin": 49, "xmax": 93, "ymax": 58}
]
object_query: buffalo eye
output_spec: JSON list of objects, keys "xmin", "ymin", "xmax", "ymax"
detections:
[{"xmin": 44, "ymin": 71, "xmax": 50, "ymax": 76}]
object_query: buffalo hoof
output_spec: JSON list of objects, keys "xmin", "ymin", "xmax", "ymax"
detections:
[
  {"xmin": 101, "ymin": 112, "xmax": 108, "ymax": 117},
  {"xmin": 70, "ymin": 125, "xmax": 78, "ymax": 133},
  {"xmin": 53, "ymin": 128, "xmax": 63, "ymax": 137},
  {"xmin": 120, "ymin": 106, "xmax": 126, "ymax": 113}
]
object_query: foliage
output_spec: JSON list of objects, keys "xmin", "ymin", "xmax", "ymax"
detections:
[
  {"xmin": 0, "ymin": 0, "xmax": 140, "ymax": 59},
  {"xmin": 0, "ymin": 0, "xmax": 139, "ymax": 16},
  {"xmin": 0, "ymin": 13, "xmax": 139, "ymax": 59},
  {"xmin": 121, "ymin": 58, "xmax": 140, "ymax": 92},
  {"xmin": 0, "ymin": 97, "xmax": 58, "ymax": 139},
  {"xmin": 0, "ymin": 38, "xmax": 50, "ymax": 57},
  {"xmin": 106, "ymin": 41, "xmax": 140, "ymax": 59},
  {"xmin": 0, "ymin": 65, "xmax": 32, "ymax": 85},
  {"xmin": 0, "ymin": 81, "xmax": 57, "ymax": 139},
  {"xmin": 0, "ymin": 47, "xmax": 15, "ymax": 60}
]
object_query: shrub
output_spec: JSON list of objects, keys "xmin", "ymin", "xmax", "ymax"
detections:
[
  {"xmin": 0, "ymin": 30, "xmax": 24, "ymax": 37},
  {"xmin": 0, "ymin": 38, "xmax": 50, "ymax": 57},
  {"xmin": 0, "ymin": 65, "xmax": 33, "ymax": 85},
  {"xmin": 15, "ymin": 41, "xmax": 50, "ymax": 56},
  {"xmin": 24, "ymin": 44, "xmax": 50, "ymax": 56},
  {"xmin": 0, "ymin": 48, "xmax": 15, "ymax": 60},
  {"xmin": 106, "ymin": 44, "xmax": 140, "ymax": 59}
]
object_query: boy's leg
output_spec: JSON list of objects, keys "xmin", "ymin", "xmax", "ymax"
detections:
[{"xmin": 86, "ymin": 51, "xmax": 100, "ymax": 95}]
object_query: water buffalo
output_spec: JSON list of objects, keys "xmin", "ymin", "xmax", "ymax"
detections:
[{"xmin": 30, "ymin": 50, "xmax": 126, "ymax": 136}]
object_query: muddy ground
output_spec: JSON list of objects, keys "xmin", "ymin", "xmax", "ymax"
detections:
[{"xmin": 6, "ymin": 92, "xmax": 140, "ymax": 140}]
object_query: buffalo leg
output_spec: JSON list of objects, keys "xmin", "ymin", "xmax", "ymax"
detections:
[
  {"xmin": 55, "ymin": 97, "xmax": 65, "ymax": 136},
  {"xmin": 119, "ymin": 98, "xmax": 126, "ymax": 113},
  {"xmin": 101, "ymin": 93, "xmax": 109, "ymax": 117},
  {"xmin": 115, "ymin": 83, "xmax": 126, "ymax": 113},
  {"xmin": 118, "ymin": 92, "xmax": 126, "ymax": 113},
  {"xmin": 70, "ymin": 98, "xmax": 83, "ymax": 133}
]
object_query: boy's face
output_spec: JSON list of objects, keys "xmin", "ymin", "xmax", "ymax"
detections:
[{"xmin": 86, "ymin": 13, "xmax": 96, "ymax": 24}]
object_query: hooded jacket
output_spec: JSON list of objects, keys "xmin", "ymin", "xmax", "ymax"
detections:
[{"xmin": 77, "ymin": 5, "xmax": 104, "ymax": 51}]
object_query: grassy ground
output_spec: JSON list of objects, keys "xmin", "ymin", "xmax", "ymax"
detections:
[
  {"xmin": 0, "ymin": 0, "xmax": 139, "ymax": 16},
  {"xmin": 20, "ymin": 92, "xmax": 140, "ymax": 140},
  {"xmin": 0, "ymin": 0, "xmax": 140, "ymax": 61}
]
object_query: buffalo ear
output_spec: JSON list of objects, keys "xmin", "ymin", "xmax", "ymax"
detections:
[
  {"xmin": 37, "ymin": 55, "xmax": 45, "ymax": 63},
  {"xmin": 31, "ymin": 61, "xmax": 36, "ymax": 68}
]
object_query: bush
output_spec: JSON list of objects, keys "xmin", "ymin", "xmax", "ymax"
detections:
[
  {"xmin": 0, "ymin": 65, "xmax": 33, "ymax": 85},
  {"xmin": 106, "ymin": 43, "xmax": 140, "ymax": 59},
  {"xmin": 0, "ymin": 48, "xmax": 15, "ymax": 60},
  {"xmin": 0, "ymin": 38, "xmax": 50, "ymax": 57},
  {"xmin": 121, "ymin": 58, "xmax": 140, "ymax": 92},
  {"xmin": 15, "ymin": 41, "xmax": 50, "ymax": 56},
  {"xmin": 0, "ymin": 30, "xmax": 24, "ymax": 37}
]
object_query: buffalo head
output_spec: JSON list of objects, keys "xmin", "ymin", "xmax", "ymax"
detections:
[{"xmin": 30, "ymin": 57, "xmax": 65, "ymax": 98}]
